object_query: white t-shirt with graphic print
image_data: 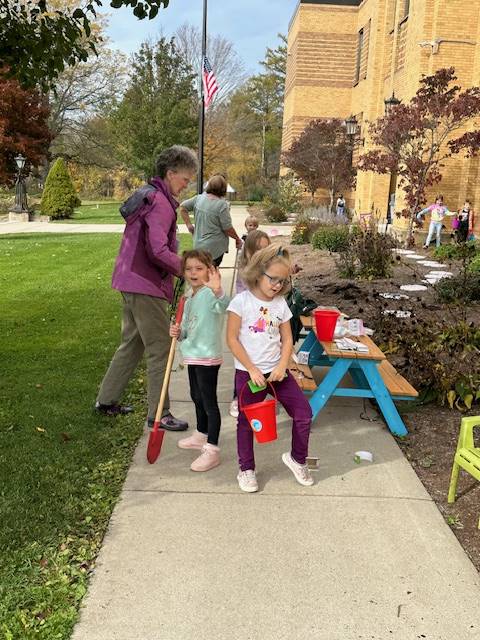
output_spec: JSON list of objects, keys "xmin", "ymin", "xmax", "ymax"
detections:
[{"xmin": 227, "ymin": 290, "xmax": 293, "ymax": 373}]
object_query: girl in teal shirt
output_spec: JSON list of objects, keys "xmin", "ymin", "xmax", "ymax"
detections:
[{"xmin": 169, "ymin": 250, "xmax": 230, "ymax": 472}]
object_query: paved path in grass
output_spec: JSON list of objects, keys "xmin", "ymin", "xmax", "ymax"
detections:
[
  {"xmin": 70, "ymin": 246, "xmax": 480, "ymax": 639},
  {"xmin": 0, "ymin": 207, "xmax": 294, "ymax": 238}
]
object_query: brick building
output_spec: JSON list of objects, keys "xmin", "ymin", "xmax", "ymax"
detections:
[{"xmin": 282, "ymin": 0, "xmax": 480, "ymax": 232}]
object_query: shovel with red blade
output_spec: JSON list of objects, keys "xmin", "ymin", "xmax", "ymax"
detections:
[{"xmin": 147, "ymin": 295, "xmax": 186, "ymax": 464}]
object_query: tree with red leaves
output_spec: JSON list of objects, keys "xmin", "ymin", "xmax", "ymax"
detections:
[
  {"xmin": 359, "ymin": 67, "xmax": 480, "ymax": 243},
  {"xmin": 282, "ymin": 118, "xmax": 356, "ymax": 208},
  {"xmin": 0, "ymin": 73, "xmax": 51, "ymax": 185}
]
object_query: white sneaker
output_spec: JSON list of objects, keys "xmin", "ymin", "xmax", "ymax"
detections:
[
  {"xmin": 229, "ymin": 398, "xmax": 239, "ymax": 418},
  {"xmin": 237, "ymin": 469, "xmax": 258, "ymax": 493},
  {"xmin": 282, "ymin": 452, "xmax": 314, "ymax": 486}
]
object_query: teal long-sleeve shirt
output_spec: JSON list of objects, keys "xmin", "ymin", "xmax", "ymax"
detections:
[{"xmin": 179, "ymin": 286, "xmax": 230, "ymax": 365}]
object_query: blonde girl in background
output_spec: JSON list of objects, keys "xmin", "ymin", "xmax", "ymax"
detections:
[{"xmin": 229, "ymin": 230, "xmax": 271, "ymax": 418}]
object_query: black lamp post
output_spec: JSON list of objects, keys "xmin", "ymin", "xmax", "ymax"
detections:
[
  {"xmin": 384, "ymin": 92, "xmax": 401, "ymax": 116},
  {"xmin": 13, "ymin": 154, "xmax": 28, "ymax": 213}
]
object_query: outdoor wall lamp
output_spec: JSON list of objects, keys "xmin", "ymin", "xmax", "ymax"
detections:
[
  {"xmin": 384, "ymin": 92, "xmax": 401, "ymax": 116},
  {"xmin": 345, "ymin": 115, "xmax": 365, "ymax": 147}
]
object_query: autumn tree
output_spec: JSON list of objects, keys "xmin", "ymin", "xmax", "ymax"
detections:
[
  {"xmin": 359, "ymin": 67, "xmax": 480, "ymax": 242},
  {"xmin": 0, "ymin": 73, "xmax": 51, "ymax": 185},
  {"xmin": 112, "ymin": 37, "xmax": 197, "ymax": 177},
  {"xmin": 48, "ymin": 43, "xmax": 127, "ymax": 168},
  {"xmin": 283, "ymin": 118, "xmax": 356, "ymax": 208},
  {"xmin": 226, "ymin": 35, "xmax": 287, "ymax": 192},
  {"xmin": 0, "ymin": 1, "xmax": 173, "ymax": 89}
]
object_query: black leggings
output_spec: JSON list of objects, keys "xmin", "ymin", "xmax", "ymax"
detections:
[
  {"xmin": 213, "ymin": 254, "xmax": 224, "ymax": 267},
  {"xmin": 187, "ymin": 364, "xmax": 221, "ymax": 445}
]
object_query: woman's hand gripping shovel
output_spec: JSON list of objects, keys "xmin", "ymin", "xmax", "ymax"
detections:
[{"xmin": 147, "ymin": 295, "xmax": 186, "ymax": 464}]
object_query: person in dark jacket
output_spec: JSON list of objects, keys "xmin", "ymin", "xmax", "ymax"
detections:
[{"xmin": 95, "ymin": 145, "xmax": 198, "ymax": 431}]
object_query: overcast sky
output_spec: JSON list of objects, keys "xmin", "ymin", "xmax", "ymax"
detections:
[{"xmin": 105, "ymin": 0, "xmax": 299, "ymax": 73}]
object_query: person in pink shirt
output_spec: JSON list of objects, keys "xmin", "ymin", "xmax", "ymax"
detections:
[{"xmin": 417, "ymin": 194, "xmax": 453, "ymax": 249}]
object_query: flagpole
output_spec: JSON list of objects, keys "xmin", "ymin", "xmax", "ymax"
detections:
[{"xmin": 197, "ymin": 0, "xmax": 208, "ymax": 195}]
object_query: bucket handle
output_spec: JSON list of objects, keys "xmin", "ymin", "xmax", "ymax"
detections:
[{"xmin": 238, "ymin": 380, "xmax": 278, "ymax": 414}]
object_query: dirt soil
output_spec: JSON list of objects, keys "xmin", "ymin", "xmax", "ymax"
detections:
[{"xmin": 283, "ymin": 238, "xmax": 480, "ymax": 572}]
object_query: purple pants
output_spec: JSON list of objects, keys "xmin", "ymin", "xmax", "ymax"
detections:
[{"xmin": 235, "ymin": 369, "xmax": 313, "ymax": 471}]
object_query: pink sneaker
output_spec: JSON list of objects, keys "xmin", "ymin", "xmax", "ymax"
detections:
[
  {"xmin": 190, "ymin": 444, "xmax": 220, "ymax": 472},
  {"xmin": 178, "ymin": 430, "xmax": 207, "ymax": 450}
]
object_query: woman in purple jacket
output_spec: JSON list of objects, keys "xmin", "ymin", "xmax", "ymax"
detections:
[{"xmin": 95, "ymin": 146, "xmax": 198, "ymax": 431}]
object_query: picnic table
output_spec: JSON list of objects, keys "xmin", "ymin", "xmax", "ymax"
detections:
[{"xmin": 289, "ymin": 315, "xmax": 418, "ymax": 436}]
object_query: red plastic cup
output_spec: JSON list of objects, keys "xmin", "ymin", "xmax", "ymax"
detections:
[{"xmin": 313, "ymin": 309, "xmax": 340, "ymax": 341}]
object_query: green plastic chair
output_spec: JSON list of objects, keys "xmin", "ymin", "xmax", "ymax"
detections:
[{"xmin": 448, "ymin": 416, "xmax": 480, "ymax": 528}]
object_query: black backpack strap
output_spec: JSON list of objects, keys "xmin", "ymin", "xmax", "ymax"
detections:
[{"xmin": 119, "ymin": 184, "xmax": 157, "ymax": 222}]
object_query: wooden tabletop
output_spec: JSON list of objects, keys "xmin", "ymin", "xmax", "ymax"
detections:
[{"xmin": 300, "ymin": 315, "xmax": 386, "ymax": 361}]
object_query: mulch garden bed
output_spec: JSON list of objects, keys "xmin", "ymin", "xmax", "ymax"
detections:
[{"xmin": 283, "ymin": 239, "xmax": 480, "ymax": 572}]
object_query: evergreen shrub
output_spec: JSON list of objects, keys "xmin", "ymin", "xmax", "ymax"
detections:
[{"xmin": 41, "ymin": 158, "xmax": 81, "ymax": 219}]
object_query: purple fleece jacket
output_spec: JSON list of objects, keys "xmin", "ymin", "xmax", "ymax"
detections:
[{"xmin": 111, "ymin": 177, "xmax": 182, "ymax": 301}]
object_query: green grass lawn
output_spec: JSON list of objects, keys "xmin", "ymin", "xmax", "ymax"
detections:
[
  {"xmin": 0, "ymin": 233, "xmax": 191, "ymax": 639},
  {"xmin": 52, "ymin": 202, "xmax": 124, "ymax": 224},
  {"xmin": 51, "ymin": 201, "xmax": 192, "ymax": 225}
]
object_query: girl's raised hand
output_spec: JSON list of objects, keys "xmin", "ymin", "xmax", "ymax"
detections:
[
  {"xmin": 169, "ymin": 323, "xmax": 181, "ymax": 339},
  {"xmin": 205, "ymin": 266, "xmax": 222, "ymax": 295}
]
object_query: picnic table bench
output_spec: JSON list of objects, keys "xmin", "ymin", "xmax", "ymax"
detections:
[{"xmin": 288, "ymin": 315, "xmax": 418, "ymax": 436}]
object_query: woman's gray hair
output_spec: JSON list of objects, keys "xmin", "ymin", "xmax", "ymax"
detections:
[{"xmin": 155, "ymin": 145, "xmax": 198, "ymax": 178}]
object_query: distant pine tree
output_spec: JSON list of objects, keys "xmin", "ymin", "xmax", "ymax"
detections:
[{"xmin": 41, "ymin": 158, "xmax": 81, "ymax": 219}]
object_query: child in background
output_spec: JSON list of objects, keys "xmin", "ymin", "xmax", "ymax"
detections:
[
  {"xmin": 235, "ymin": 230, "xmax": 271, "ymax": 294},
  {"xmin": 417, "ymin": 195, "xmax": 454, "ymax": 249},
  {"xmin": 456, "ymin": 200, "xmax": 475, "ymax": 243},
  {"xmin": 226, "ymin": 245, "xmax": 314, "ymax": 493},
  {"xmin": 242, "ymin": 214, "xmax": 259, "ymax": 241},
  {"xmin": 229, "ymin": 230, "xmax": 271, "ymax": 418},
  {"xmin": 169, "ymin": 250, "xmax": 229, "ymax": 472}
]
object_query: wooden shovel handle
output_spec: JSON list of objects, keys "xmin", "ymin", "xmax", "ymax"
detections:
[{"xmin": 153, "ymin": 336, "xmax": 178, "ymax": 424}]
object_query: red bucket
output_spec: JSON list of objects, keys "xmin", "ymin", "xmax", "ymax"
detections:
[
  {"xmin": 314, "ymin": 309, "xmax": 340, "ymax": 341},
  {"xmin": 239, "ymin": 381, "xmax": 278, "ymax": 444}
]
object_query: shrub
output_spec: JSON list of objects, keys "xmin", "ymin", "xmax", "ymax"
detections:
[
  {"xmin": 41, "ymin": 158, "xmax": 81, "ymax": 219},
  {"xmin": 303, "ymin": 205, "xmax": 337, "ymax": 225},
  {"xmin": 433, "ymin": 244, "xmax": 460, "ymax": 261},
  {"xmin": 352, "ymin": 225, "xmax": 397, "ymax": 278},
  {"xmin": 312, "ymin": 225, "xmax": 350, "ymax": 252},
  {"xmin": 264, "ymin": 205, "xmax": 287, "ymax": 223},
  {"xmin": 246, "ymin": 185, "xmax": 266, "ymax": 202},
  {"xmin": 291, "ymin": 214, "xmax": 323, "ymax": 245},
  {"xmin": 435, "ymin": 272, "xmax": 480, "ymax": 304},
  {"xmin": 434, "ymin": 241, "xmax": 478, "ymax": 262},
  {"xmin": 469, "ymin": 253, "xmax": 480, "ymax": 273},
  {"xmin": 277, "ymin": 173, "xmax": 302, "ymax": 214},
  {"xmin": 375, "ymin": 310, "xmax": 480, "ymax": 409}
]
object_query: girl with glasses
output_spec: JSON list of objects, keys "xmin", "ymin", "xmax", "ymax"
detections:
[{"xmin": 226, "ymin": 245, "xmax": 314, "ymax": 493}]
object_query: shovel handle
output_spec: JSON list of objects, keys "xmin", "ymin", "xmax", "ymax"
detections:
[{"xmin": 152, "ymin": 295, "xmax": 186, "ymax": 426}]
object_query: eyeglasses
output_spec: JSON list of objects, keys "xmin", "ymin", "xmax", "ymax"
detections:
[{"xmin": 262, "ymin": 272, "xmax": 287, "ymax": 287}]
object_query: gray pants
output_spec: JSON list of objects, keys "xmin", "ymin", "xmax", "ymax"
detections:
[{"xmin": 97, "ymin": 292, "xmax": 171, "ymax": 420}]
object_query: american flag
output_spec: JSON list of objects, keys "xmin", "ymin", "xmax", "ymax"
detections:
[{"xmin": 202, "ymin": 56, "xmax": 219, "ymax": 109}]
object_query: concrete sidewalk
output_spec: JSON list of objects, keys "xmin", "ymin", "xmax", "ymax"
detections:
[
  {"xmin": 0, "ymin": 206, "xmax": 293, "ymax": 238},
  {"xmin": 71, "ymin": 263, "xmax": 480, "ymax": 640}
]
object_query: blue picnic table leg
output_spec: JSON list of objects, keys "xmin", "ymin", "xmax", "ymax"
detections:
[
  {"xmin": 309, "ymin": 358, "xmax": 352, "ymax": 420},
  {"xmin": 359, "ymin": 360, "xmax": 408, "ymax": 436}
]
